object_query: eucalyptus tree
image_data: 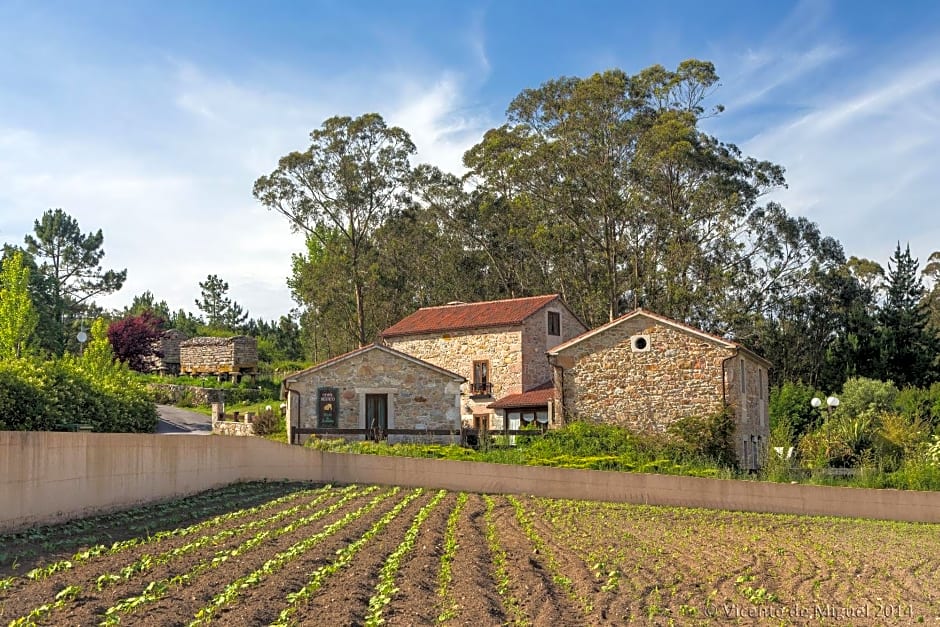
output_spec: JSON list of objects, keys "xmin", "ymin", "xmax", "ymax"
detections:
[
  {"xmin": 463, "ymin": 61, "xmax": 791, "ymax": 328},
  {"xmin": 254, "ymin": 113, "xmax": 416, "ymax": 347}
]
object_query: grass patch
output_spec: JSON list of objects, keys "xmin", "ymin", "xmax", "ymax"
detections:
[{"xmin": 305, "ymin": 421, "xmax": 724, "ymax": 477}]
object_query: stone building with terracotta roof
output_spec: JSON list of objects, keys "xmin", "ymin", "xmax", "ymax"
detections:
[
  {"xmin": 380, "ymin": 295, "xmax": 587, "ymax": 430},
  {"xmin": 282, "ymin": 344, "xmax": 465, "ymax": 444},
  {"xmin": 547, "ymin": 308, "xmax": 772, "ymax": 470},
  {"xmin": 288, "ymin": 295, "xmax": 772, "ymax": 467}
]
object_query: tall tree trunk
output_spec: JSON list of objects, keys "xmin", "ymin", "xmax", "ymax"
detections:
[{"xmin": 354, "ymin": 279, "xmax": 366, "ymax": 347}]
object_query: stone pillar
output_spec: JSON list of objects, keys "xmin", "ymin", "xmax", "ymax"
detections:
[{"xmin": 211, "ymin": 402, "xmax": 222, "ymax": 423}]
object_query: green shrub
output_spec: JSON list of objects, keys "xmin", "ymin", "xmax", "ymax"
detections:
[
  {"xmin": 894, "ymin": 387, "xmax": 935, "ymax": 425},
  {"xmin": 769, "ymin": 381, "xmax": 820, "ymax": 439},
  {"xmin": 925, "ymin": 435, "xmax": 940, "ymax": 466},
  {"xmin": 874, "ymin": 412, "xmax": 930, "ymax": 468},
  {"xmin": 666, "ymin": 408, "xmax": 736, "ymax": 467},
  {"xmin": 836, "ymin": 377, "xmax": 898, "ymax": 420},
  {"xmin": 251, "ymin": 410, "xmax": 280, "ymax": 436},
  {"xmin": 0, "ymin": 319, "xmax": 157, "ymax": 433},
  {"xmin": 0, "ymin": 360, "xmax": 53, "ymax": 430}
]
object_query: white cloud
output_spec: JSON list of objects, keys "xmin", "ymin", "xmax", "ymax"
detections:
[
  {"xmin": 744, "ymin": 51, "xmax": 940, "ymax": 268},
  {"xmin": 0, "ymin": 57, "xmax": 492, "ymax": 321}
]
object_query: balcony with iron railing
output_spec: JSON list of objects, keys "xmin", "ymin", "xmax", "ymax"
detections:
[{"xmin": 469, "ymin": 381, "xmax": 493, "ymax": 398}]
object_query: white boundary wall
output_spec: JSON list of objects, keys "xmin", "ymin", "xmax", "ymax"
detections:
[{"xmin": 2, "ymin": 431, "xmax": 939, "ymax": 532}]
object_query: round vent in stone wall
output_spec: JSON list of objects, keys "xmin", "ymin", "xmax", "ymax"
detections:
[{"xmin": 631, "ymin": 334, "xmax": 651, "ymax": 352}]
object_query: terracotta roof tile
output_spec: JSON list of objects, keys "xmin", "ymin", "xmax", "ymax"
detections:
[
  {"xmin": 489, "ymin": 380, "xmax": 554, "ymax": 409},
  {"xmin": 381, "ymin": 295, "xmax": 561, "ymax": 338}
]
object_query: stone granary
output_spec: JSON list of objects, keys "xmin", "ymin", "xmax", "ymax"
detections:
[
  {"xmin": 547, "ymin": 308, "xmax": 772, "ymax": 470},
  {"xmin": 282, "ymin": 344, "xmax": 465, "ymax": 443},
  {"xmin": 142, "ymin": 329, "xmax": 188, "ymax": 375},
  {"xmin": 380, "ymin": 295, "xmax": 586, "ymax": 431},
  {"xmin": 179, "ymin": 336, "xmax": 259, "ymax": 382}
]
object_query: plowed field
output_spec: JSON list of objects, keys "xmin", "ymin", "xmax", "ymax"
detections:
[{"xmin": 1, "ymin": 481, "xmax": 938, "ymax": 625}]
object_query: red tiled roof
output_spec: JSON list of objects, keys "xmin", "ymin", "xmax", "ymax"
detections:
[
  {"xmin": 489, "ymin": 380, "xmax": 554, "ymax": 409},
  {"xmin": 381, "ymin": 295, "xmax": 561, "ymax": 338}
]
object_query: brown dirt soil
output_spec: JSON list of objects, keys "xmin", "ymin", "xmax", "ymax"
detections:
[
  {"xmin": 441, "ymin": 494, "xmax": 505, "ymax": 625},
  {"xmin": 0, "ymin": 484, "xmax": 330, "ymax": 619},
  {"xmin": 0, "ymin": 481, "xmax": 305, "ymax": 577},
  {"xmin": 3, "ymin": 485, "xmax": 940, "ymax": 626},
  {"xmin": 487, "ymin": 496, "xmax": 585, "ymax": 627},
  {"xmin": 382, "ymin": 491, "xmax": 455, "ymax": 625},
  {"xmin": 76, "ymin": 486, "xmax": 393, "ymax": 627}
]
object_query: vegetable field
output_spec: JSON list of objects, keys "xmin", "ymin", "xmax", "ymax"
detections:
[{"xmin": 1, "ymin": 481, "xmax": 938, "ymax": 626}]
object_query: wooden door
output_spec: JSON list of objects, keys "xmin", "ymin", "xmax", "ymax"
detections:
[{"xmin": 366, "ymin": 394, "xmax": 388, "ymax": 439}]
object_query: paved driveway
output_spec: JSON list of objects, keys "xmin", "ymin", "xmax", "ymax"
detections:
[{"xmin": 156, "ymin": 405, "xmax": 212, "ymax": 435}]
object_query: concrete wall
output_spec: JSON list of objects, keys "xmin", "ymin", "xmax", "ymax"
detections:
[
  {"xmin": 0, "ymin": 431, "xmax": 321, "ymax": 532},
  {"xmin": 3, "ymin": 431, "xmax": 939, "ymax": 533}
]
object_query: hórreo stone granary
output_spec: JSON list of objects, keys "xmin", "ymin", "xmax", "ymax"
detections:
[{"xmin": 179, "ymin": 336, "xmax": 259, "ymax": 381}]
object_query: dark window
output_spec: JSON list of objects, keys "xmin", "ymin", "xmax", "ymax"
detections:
[
  {"xmin": 471, "ymin": 360, "xmax": 491, "ymax": 396},
  {"xmin": 547, "ymin": 311, "xmax": 561, "ymax": 336}
]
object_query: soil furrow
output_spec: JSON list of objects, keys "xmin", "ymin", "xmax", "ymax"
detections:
[
  {"xmin": 443, "ymin": 494, "xmax": 504, "ymax": 625},
  {"xmin": 50, "ymin": 487, "xmax": 382, "ymax": 626},
  {"xmin": 0, "ymin": 485, "xmax": 341, "ymax": 622},
  {"xmin": 382, "ymin": 491, "xmax": 455, "ymax": 625},
  {"xmin": 127, "ymin": 487, "xmax": 407, "ymax": 626},
  {"xmin": 489, "ymin": 495, "xmax": 584, "ymax": 627},
  {"xmin": 249, "ymin": 490, "xmax": 434, "ymax": 626},
  {"xmin": 0, "ymin": 481, "xmax": 301, "ymax": 577}
]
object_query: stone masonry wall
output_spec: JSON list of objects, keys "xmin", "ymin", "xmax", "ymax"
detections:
[
  {"xmin": 290, "ymin": 348, "xmax": 463, "ymax": 442},
  {"xmin": 521, "ymin": 305, "xmax": 587, "ymax": 390},
  {"xmin": 385, "ymin": 327, "xmax": 522, "ymax": 423},
  {"xmin": 726, "ymin": 353, "xmax": 771, "ymax": 469},
  {"xmin": 180, "ymin": 336, "xmax": 258, "ymax": 375},
  {"xmin": 142, "ymin": 330, "xmax": 187, "ymax": 374},
  {"xmin": 561, "ymin": 319, "xmax": 732, "ymax": 432}
]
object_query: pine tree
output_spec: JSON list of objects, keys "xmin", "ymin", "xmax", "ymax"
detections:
[
  {"xmin": 195, "ymin": 274, "xmax": 248, "ymax": 331},
  {"xmin": 878, "ymin": 243, "xmax": 938, "ymax": 386}
]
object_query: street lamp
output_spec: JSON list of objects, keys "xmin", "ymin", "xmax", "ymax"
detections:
[{"xmin": 811, "ymin": 395, "xmax": 840, "ymax": 464}]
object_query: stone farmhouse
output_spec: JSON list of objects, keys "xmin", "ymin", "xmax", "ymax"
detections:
[
  {"xmin": 380, "ymin": 295, "xmax": 587, "ymax": 431},
  {"xmin": 547, "ymin": 308, "xmax": 772, "ymax": 470},
  {"xmin": 286, "ymin": 294, "xmax": 771, "ymax": 467},
  {"xmin": 283, "ymin": 344, "xmax": 465, "ymax": 442}
]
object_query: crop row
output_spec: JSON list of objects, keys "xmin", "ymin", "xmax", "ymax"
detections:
[
  {"xmin": 6, "ymin": 487, "xmax": 938, "ymax": 625},
  {"xmin": 0, "ymin": 481, "xmax": 290, "ymax": 565},
  {"xmin": 8, "ymin": 484, "xmax": 327, "ymax": 589}
]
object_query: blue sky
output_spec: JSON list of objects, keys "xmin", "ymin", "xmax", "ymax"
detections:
[{"xmin": 1, "ymin": 0, "xmax": 939, "ymax": 321}]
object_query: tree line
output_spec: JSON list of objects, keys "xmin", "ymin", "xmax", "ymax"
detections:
[
  {"xmin": 0, "ymin": 210, "xmax": 303, "ymax": 367},
  {"xmin": 252, "ymin": 60, "xmax": 940, "ymax": 391},
  {"xmin": 2, "ymin": 59, "xmax": 938, "ymax": 392}
]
